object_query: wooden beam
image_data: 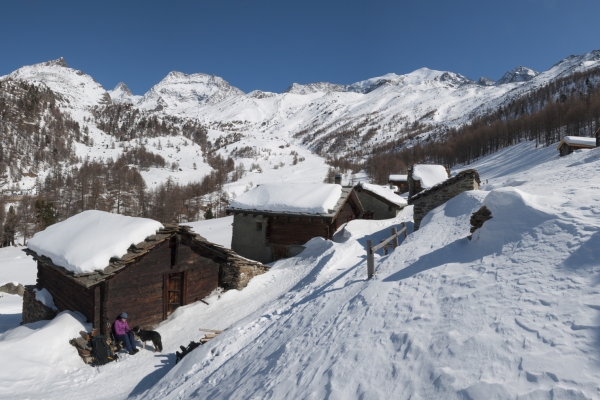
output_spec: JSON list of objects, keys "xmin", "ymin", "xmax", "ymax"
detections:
[{"xmin": 366, "ymin": 240, "xmax": 374, "ymax": 279}]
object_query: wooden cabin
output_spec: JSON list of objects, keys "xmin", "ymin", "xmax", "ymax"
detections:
[
  {"xmin": 23, "ymin": 219, "xmax": 266, "ymax": 334},
  {"xmin": 388, "ymin": 174, "xmax": 409, "ymax": 194},
  {"xmin": 354, "ymin": 182, "xmax": 407, "ymax": 220},
  {"xmin": 557, "ymin": 135, "xmax": 597, "ymax": 157},
  {"xmin": 226, "ymin": 184, "xmax": 365, "ymax": 263}
]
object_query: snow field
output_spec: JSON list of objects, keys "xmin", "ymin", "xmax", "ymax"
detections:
[
  {"xmin": 0, "ymin": 141, "xmax": 598, "ymax": 399},
  {"xmin": 142, "ymin": 143, "xmax": 600, "ymax": 399}
]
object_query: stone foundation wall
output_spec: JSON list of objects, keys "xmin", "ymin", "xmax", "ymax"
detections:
[
  {"xmin": 21, "ymin": 285, "xmax": 57, "ymax": 324},
  {"xmin": 220, "ymin": 262, "xmax": 269, "ymax": 291},
  {"xmin": 410, "ymin": 169, "xmax": 480, "ymax": 230}
]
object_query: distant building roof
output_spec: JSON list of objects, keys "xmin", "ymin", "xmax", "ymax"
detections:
[
  {"xmin": 557, "ymin": 136, "xmax": 597, "ymax": 149},
  {"xmin": 412, "ymin": 164, "xmax": 448, "ymax": 189},
  {"xmin": 226, "ymin": 184, "xmax": 362, "ymax": 220},
  {"xmin": 388, "ymin": 174, "xmax": 408, "ymax": 182},
  {"xmin": 357, "ymin": 182, "xmax": 407, "ymax": 208}
]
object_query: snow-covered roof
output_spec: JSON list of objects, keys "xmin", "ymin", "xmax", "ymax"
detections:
[
  {"xmin": 228, "ymin": 183, "xmax": 343, "ymax": 215},
  {"xmin": 358, "ymin": 183, "xmax": 408, "ymax": 207},
  {"xmin": 27, "ymin": 210, "xmax": 163, "ymax": 274},
  {"xmin": 558, "ymin": 136, "xmax": 597, "ymax": 148},
  {"xmin": 388, "ymin": 174, "xmax": 408, "ymax": 182},
  {"xmin": 412, "ymin": 164, "xmax": 449, "ymax": 189}
]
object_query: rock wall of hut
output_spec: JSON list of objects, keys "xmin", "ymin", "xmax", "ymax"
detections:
[
  {"xmin": 22, "ymin": 285, "xmax": 57, "ymax": 324},
  {"xmin": 410, "ymin": 170, "xmax": 481, "ymax": 230},
  {"xmin": 231, "ymin": 214, "xmax": 272, "ymax": 264}
]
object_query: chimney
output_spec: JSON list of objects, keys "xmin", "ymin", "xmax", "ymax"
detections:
[{"xmin": 334, "ymin": 174, "xmax": 342, "ymax": 185}]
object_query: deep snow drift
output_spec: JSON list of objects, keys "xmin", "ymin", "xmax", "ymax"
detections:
[{"xmin": 1, "ymin": 141, "xmax": 599, "ymax": 400}]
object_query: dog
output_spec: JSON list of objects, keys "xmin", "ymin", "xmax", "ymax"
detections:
[{"xmin": 132, "ymin": 326, "xmax": 163, "ymax": 352}]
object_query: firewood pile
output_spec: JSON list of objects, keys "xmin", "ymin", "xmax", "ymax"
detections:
[
  {"xmin": 69, "ymin": 331, "xmax": 94, "ymax": 364},
  {"xmin": 175, "ymin": 328, "xmax": 224, "ymax": 364},
  {"xmin": 69, "ymin": 330, "xmax": 121, "ymax": 365}
]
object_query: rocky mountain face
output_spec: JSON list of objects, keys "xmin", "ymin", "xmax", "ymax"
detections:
[{"xmin": 496, "ymin": 66, "xmax": 539, "ymax": 85}]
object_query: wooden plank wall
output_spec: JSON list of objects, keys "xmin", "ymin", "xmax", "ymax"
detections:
[
  {"xmin": 268, "ymin": 218, "xmax": 329, "ymax": 245},
  {"xmin": 334, "ymin": 202, "xmax": 359, "ymax": 231},
  {"xmin": 105, "ymin": 238, "xmax": 221, "ymax": 330},
  {"xmin": 38, "ymin": 263, "xmax": 94, "ymax": 322},
  {"xmin": 105, "ymin": 241, "xmax": 171, "ymax": 329},
  {"xmin": 179, "ymin": 245, "xmax": 220, "ymax": 303}
]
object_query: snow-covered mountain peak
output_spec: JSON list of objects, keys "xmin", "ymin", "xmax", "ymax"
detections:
[
  {"xmin": 108, "ymin": 82, "xmax": 141, "ymax": 104},
  {"xmin": 5, "ymin": 58, "xmax": 111, "ymax": 106},
  {"xmin": 42, "ymin": 57, "xmax": 68, "ymax": 68},
  {"xmin": 247, "ymin": 90, "xmax": 277, "ymax": 99},
  {"xmin": 477, "ymin": 76, "xmax": 496, "ymax": 86},
  {"xmin": 137, "ymin": 70, "xmax": 245, "ymax": 113},
  {"xmin": 284, "ymin": 82, "xmax": 347, "ymax": 95},
  {"xmin": 497, "ymin": 66, "xmax": 539, "ymax": 85},
  {"xmin": 347, "ymin": 73, "xmax": 405, "ymax": 93},
  {"xmin": 113, "ymin": 82, "xmax": 132, "ymax": 95}
]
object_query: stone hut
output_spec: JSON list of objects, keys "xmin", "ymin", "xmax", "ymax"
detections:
[
  {"xmin": 409, "ymin": 169, "xmax": 481, "ymax": 230},
  {"xmin": 354, "ymin": 182, "xmax": 407, "ymax": 220},
  {"xmin": 408, "ymin": 164, "xmax": 450, "ymax": 197},
  {"xmin": 227, "ymin": 183, "xmax": 365, "ymax": 263},
  {"xmin": 23, "ymin": 211, "xmax": 267, "ymax": 333},
  {"xmin": 388, "ymin": 174, "xmax": 409, "ymax": 194},
  {"xmin": 556, "ymin": 136, "xmax": 597, "ymax": 157}
]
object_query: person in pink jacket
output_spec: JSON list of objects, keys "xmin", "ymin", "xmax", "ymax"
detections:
[{"xmin": 114, "ymin": 312, "xmax": 138, "ymax": 355}]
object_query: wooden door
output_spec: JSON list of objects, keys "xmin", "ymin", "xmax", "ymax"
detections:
[{"xmin": 164, "ymin": 272, "xmax": 184, "ymax": 317}]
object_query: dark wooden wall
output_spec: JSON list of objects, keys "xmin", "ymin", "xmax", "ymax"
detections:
[
  {"xmin": 103, "ymin": 237, "xmax": 221, "ymax": 332},
  {"xmin": 267, "ymin": 217, "xmax": 330, "ymax": 245},
  {"xmin": 38, "ymin": 263, "xmax": 94, "ymax": 322},
  {"xmin": 177, "ymin": 243, "xmax": 219, "ymax": 303}
]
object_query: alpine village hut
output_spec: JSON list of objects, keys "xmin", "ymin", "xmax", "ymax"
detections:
[
  {"xmin": 407, "ymin": 164, "xmax": 450, "ymax": 198},
  {"xmin": 353, "ymin": 182, "xmax": 407, "ymax": 220},
  {"xmin": 22, "ymin": 210, "xmax": 267, "ymax": 335},
  {"xmin": 388, "ymin": 174, "xmax": 409, "ymax": 194},
  {"xmin": 556, "ymin": 135, "xmax": 598, "ymax": 157},
  {"xmin": 226, "ymin": 182, "xmax": 365, "ymax": 263}
]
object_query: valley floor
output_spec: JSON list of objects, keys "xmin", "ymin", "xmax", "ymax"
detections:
[{"xmin": 1, "ymin": 141, "xmax": 599, "ymax": 399}]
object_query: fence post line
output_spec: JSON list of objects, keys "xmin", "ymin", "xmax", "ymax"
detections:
[
  {"xmin": 391, "ymin": 227, "xmax": 398, "ymax": 249},
  {"xmin": 366, "ymin": 239, "xmax": 374, "ymax": 279},
  {"xmin": 402, "ymin": 222, "xmax": 408, "ymax": 238}
]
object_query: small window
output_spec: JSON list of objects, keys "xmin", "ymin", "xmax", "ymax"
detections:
[{"xmin": 256, "ymin": 222, "xmax": 263, "ymax": 231}]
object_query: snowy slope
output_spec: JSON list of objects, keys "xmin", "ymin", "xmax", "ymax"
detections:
[
  {"xmin": 140, "ymin": 142, "xmax": 600, "ymax": 400},
  {"xmin": 0, "ymin": 141, "xmax": 599, "ymax": 399}
]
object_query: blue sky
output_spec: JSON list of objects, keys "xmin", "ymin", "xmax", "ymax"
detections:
[{"xmin": 1, "ymin": 0, "xmax": 599, "ymax": 94}]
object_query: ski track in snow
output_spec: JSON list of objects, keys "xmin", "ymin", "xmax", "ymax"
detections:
[{"xmin": 1, "ymin": 143, "xmax": 600, "ymax": 399}]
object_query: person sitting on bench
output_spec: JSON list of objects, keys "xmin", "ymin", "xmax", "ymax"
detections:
[{"xmin": 114, "ymin": 312, "xmax": 138, "ymax": 355}]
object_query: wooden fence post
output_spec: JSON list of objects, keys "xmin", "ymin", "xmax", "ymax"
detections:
[
  {"xmin": 366, "ymin": 239, "xmax": 374, "ymax": 279},
  {"xmin": 391, "ymin": 227, "xmax": 399, "ymax": 249},
  {"xmin": 402, "ymin": 222, "xmax": 408, "ymax": 238}
]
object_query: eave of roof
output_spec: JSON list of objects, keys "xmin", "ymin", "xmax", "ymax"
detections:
[
  {"xmin": 556, "ymin": 138, "xmax": 597, "ymax": 150},
  {"xmin": 354, "ymin": 185, "xmax": 405, "ymax": 210},
  {"xmin": 226, "ymin": 187, "xmax": 356, "ymax": 220}
]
